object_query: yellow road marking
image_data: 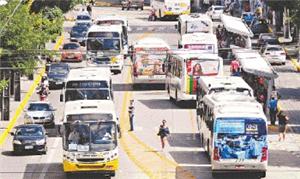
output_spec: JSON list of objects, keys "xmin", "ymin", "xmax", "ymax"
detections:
[
  {"xmin": 291, "ymin": 58, "xmax": 300, "ymax": 72},
  {"xmin": 0, "ymin": 35, "xmax": 64, "ymax": 146},
  {"xmin": 120, "ymin": 31, "xmax": 196, "ymax": 178}
]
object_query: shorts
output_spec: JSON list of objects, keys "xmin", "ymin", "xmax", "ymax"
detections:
[{"xmin": 278, "ymin": 125, "xmax": 287, "ymax": 133}]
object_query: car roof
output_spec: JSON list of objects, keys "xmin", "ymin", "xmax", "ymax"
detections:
[
  {"xmin": 15, "ymin": 124, "xmax": 44, "ymax": 129},
  {"xmin": 63, "ymin": 42, "xmax": 80, "ymax": 45},
  {"xmin": 265, "ymin": 44, "xmax": 282, "ymax": 48},
  {"xmin": 50, "ymin": 63, "xmax": 69, "ymax": 67},
  {"xmin": 28, "ymin": 101, "xmax": 51, "ymax": 105},
  {"xmin": 77, "ymin": 12, "xmax": 90, "ymax": 17}
]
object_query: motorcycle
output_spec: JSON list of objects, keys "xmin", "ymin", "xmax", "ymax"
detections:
[{"xmin": 148, "ymin": 8, "xmax": 156, "ymax": 21}]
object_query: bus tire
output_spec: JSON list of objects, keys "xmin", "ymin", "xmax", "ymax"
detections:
[
  {"xmin": 200, "ymin": 133, "xmax": 204, "ymax": 147},
  {"xmin": 159, "ymin": 10, "xmax": 162, "ymax": 20},
  {"xmin": 207, "ymin": 139, "xmax": 211, "ymax": 161}
]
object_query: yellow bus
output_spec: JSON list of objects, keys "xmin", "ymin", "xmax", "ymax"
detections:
[{"xmin": 151, "ymin": 0, "xmax": 190, "ymax": 19}]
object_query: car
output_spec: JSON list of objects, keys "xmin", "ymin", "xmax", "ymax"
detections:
[
  {"xmin": 75, "ymin": 12, "xmax": 92, "ymax": 25},
  {"xmin": 258, "ymin": 33, "xmax": 279, "ymax": 47},
  {"xmin": 70, "ymin": 25, "xmax": 89, "ymax": 46},
  {"xmin": 61, "ymin": 42, "xmax": 83, "ymax": 62},
  {"xmin": 10, "ymin": 124, "xmax": 47, "ymax": 155},
  {"xmin": 87, "ymin": 56, "xmax": 111, "ymax": 67},
  {"xmin": 121, "ymin": 0, "xmax": 144, "ymax": 10},
  {"xmin": 261, "ymin": 44, "xmax": 286, "ymax": 65},
  {"xmin": 242, "ymin": 11, "xmax": 254, "ymax": 25},
  {"xmin": 206, "ymin": 5, "xmax": 224, "ymax": 20},
  {"xmin": 250, "ymin": 18, "xmax": 270, "ymax": 37},
  {"xmin": 24, "ymin": 101, "xmax": 56, "ymax": 128},
  {"xmin": 47, "ymin": 63, "xmax": 70, "ymax": 89}
]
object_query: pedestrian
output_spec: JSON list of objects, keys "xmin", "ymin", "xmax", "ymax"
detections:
[
  {"xmin": 277, "ymin": 111, "xmax": 289, "ymax": 141},
  {"xmin": 268, "ymin": 96, "xmax": 278, "ymax": 125},
  {"xmin": 87, "ymin": 3, "xmax": 92, "ymax": 16},
  {"xmin": 230, "ymin": 58, "xmax": 240, "ymax": 76},
  {"xmin": 157, "ymin": 120, "xmax": 170, "ymax": 149},
  {"xmin": 128, "ymin": 100, "xmax": 134, "ymax": 131}
]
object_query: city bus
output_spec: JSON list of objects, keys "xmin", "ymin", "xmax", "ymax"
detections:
[
  {"xmin": 86, "ymin": 25, "xmax": 126, "ymax": 74},
  {"xmin": 131, "ymin": 37, "xmax": 170, "ymax": 86},
  {"xmin": 177, "ymin": 13, "xmax": 213, "ymax": 35},
  {"xmin": 60, "ymin": 67, "xmax": 112, "ymax": 103},
  {"xmin": 198, "ymin": 91, "xmax": 268, "ymax": 178},
  {"xmin": 165, "ymin": 50, "xmax": 223, "ymax": 103},
  {"xmin": 151, "ymin": 0, "xmax": 190, "ymax": 19},
  {"xmin": 178, "ymin": 33, "xmax": 218, "ymax": 54},
  {"xmin": 94, "ymin": 15, "xmax": 130, "ymax": 49},
  {"xmin": 61, "ymin": 100, "xmax": 119, "ymax": 177}
]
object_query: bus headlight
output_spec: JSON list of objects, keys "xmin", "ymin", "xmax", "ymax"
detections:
[{"xmin": 111, "ymin": 56, "xmax": 119, "ymax": 64}]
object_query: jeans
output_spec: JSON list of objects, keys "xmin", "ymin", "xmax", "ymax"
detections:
[
  {"xmin": 129, "ymin": 116, "xmax": 134, "ymax": 131},
  {"xmin": 270, "ymin": 109, "xmax": 277, "ymax": 125}
]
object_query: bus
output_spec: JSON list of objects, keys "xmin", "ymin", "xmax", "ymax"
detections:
[
  {"xmin": 94, "ymin": 15, "xmax": 130, "ymax": 49},
  {"xmin": 151, "ymin": 0, "xmax": 190, "ymax": 19},
  {"xmin": 178, "ymin": 33, "xmax": 218, "ymax": 54},
  {"xmin": 60, "ymin": 67, "xmax": 112, "ymax": 103},
  {"xmin": 165, "ymin": 50, "xmax": 223, "ymax": 102},
  {"xmin": 177, "ymin": 13, "xmax": 213, "ymax": 35},
  {"xmin": 198, "ymin": 92, "xmax": 268, "ymax": 178},
  {"xmin": 86, "ymin": 25, "xmax": 126, "ymax": 74},
  {"xmin": 131, "ymin": 37, "xmax": 170, "ymax": 86},
  {"xmin": 61, "ymin": 100, "xmax": 119, "ymax": 177}
]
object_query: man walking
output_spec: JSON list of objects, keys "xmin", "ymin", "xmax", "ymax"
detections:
[
  {"xmin": 268, "ymin": 96, "xmax": 278, "ymax": 125},
  {"xmin": 128, "ymin": 100, "xmax": 134, "ymax": 131}
]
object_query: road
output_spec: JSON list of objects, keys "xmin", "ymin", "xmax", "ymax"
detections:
[{"xmin": 1, "ymin": 6, "xmax": 300, "ymax": 179}]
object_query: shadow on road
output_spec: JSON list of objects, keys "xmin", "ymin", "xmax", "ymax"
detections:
[
  {"xmin": 168, "ymin": 133, "xmax": 200, "ymax": 148},
  {"xmin": 113, "ymin": 83, "xmax": 165, "ymax": 91},
  {"xmin": 269, "ymin": 149, "xmax": 300, "ymax": 168}
]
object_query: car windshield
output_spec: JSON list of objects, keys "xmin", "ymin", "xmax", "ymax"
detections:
[
  {"xmin": 214, "ymin": 7, "xmax": 224, "ymax": 10},
  {"xmin": 64, "ymin": 121, "xmax": 117, "ymax": 152},
  {"xmin": 77, "ymin": 15, "xmax": 91, "ymax": 20},
  {"xmin": 87, "ymin": 38, "xmax": 120, "ymax": 51},
  {"xmin": 49, "ymin": 65, "xmax": 68, "ymax": 74},
  {"xmin": 63, "ymin": 43, "xmax": 79, "ymax": 50},
  {"xmin": 65, "ymin": 89, "xmax": 110, "ymax": 102},
  {"xmin": 76, "ymin": 22, "xmax": 91, "ymax": 27},
  {"xmin": 71, "ymin": 26, "xmax": 88, "ymax": 36},
  {"xmin": 28, "ymin": 103, "xmax": 51, "ymax": 111},
  {"xmin": 15, "ymin": 126, "xmax": 44, "ymax": 137}
]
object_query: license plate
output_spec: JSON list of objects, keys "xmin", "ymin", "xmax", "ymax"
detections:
[
  {"xmin": 55, "ymin": 82, "xmax": 63, "ymax": 85},
  {"xmin": 25, "ymin": 145, "xmax": 33, "ymax": 149}
]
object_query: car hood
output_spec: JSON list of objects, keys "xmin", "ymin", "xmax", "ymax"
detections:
[
  {"xmin": 26, "ymin": 111, "xmax": 52, "ymax": 118},
  {"xmin": 14, "ymin": 135, "xmax": 44, "ymax": 142}
]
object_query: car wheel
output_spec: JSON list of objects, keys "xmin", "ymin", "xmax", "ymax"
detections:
[
  {"xmin": 122, "ymin": 7, "xmax": 124, "ymax": 10},
  {"xmin": 141, "ymin": 6, "xmax": 143, "ymax": 10},
  {"xmin": 127, "ymin": 7, "xmax": 130, "ymax": 10},
  {"xmin": 282, "ymin": 62, "xmax": 286, "ymax": 65}
]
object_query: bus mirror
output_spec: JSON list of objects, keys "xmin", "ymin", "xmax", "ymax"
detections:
[{"xmin": 60, "ymin": 94, "xmax": 63, "ymax": 102}]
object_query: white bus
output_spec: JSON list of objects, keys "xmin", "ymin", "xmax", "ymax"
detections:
[
  {"xmin": 177, "ymin": 13, "xmax": 213, "ymax": 35},
  {"xmin": 198, "ymin": 92, "xmax": 268, "ymax": 179},
  {"xmin": 60, "ymin": 67, "xmax": 112, "ymax": 103},
  {"xmin": 165, "ymin": 50, "xmax": 223, "ymax": 102},
  {"xmin": 131, "ymin": 37, "xmax": 170, "ymax": 86},
  {"xmin": 86, "ymin": 25, "xmax": 126, "ymax": 73},
  {"xmin": 61, "ymin": 100, "xmax": 119, "ymax": 177},
  {"xmin": 151, "ymin": 0, "xmax": 190, "ymax": 19},
  {"xmin": 178, "ymin": 33, "xmax": 218, "ymax": 54},
  {"xmin": 94, "ymin": 15, "xmax": 130, "ymax": 50}
]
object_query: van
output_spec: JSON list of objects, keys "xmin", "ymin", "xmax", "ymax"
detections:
[{"xmin": 121, "ymin": 0, "xmax": 144, "ymax": 10}]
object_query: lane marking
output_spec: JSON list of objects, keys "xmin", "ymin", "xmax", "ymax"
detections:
[
  {"xmin": 291, "ymin": 58, "xmax": 300, "ymax": 72},
  {"xmin": 38, "ymin": 138, "xmax": 60, "ymax": 179},
  {"xmin": 0, "ymin": 35, "xmax": 64, "ymax": 146}
]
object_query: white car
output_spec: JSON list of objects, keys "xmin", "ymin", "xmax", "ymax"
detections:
[
  {"xmin": 262, "ymin": 45, "xmax": 286, "ymax": 65},
  {"xmin": 75, "ymin": 12, "xmax": 92, "ymax": 25},
  {"xmin": 206, "ymin": 5, "xmax": 224, "ymax": 20}
]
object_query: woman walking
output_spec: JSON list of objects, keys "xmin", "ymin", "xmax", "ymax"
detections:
[
  {"xmin": 157, "ymin": 120, "xmax": 170, "ymax": 149},
  {"xmin": 278, "ymin": 111, "xmax": 289, "ymax": 141}
]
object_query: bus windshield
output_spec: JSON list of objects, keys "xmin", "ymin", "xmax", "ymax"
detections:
[
  {"xmin": 64, "ymin": 121, "xmax": 117, "ymax": 152},
  {"xmin": 187, "ymin": 59, "xmax": 219, "ymax": 76},
  {"xmin": 87, "ymin": 38, "xmax": 120, "ymax": 51},
  {"xmin": 65, "ymin": 89, "xmax": 110, "ymax": 102},
  {"xmin": 214, "ymin": 118, "xmax": 267, "ymax": 160}
]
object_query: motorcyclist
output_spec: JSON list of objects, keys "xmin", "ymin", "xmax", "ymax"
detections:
[{"xmin": 38, "ymin": 84, "xmax": 49, "ymax": 101}]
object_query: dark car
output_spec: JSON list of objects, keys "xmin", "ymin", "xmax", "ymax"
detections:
[
  {"xmin": 47, "ymin": 63, "xmax": 70, "ymax": 89},
  {"xmin": 250, "ymin": 19, "xmax": 270, "ymax": 37},
  {"xmin": 121, "ymin": 0, "xmax": 144, "ymax": 10},
  {"xmin": 258, "ymin": 33, "xmax": 279, "ymax": 47},
  {"xmin": 70, "ymin": 25, "xmax": 89, "ymax": 46},
  {"xmin": 10, "ymin": 124, "xmax": 47, "ymax": 155}
]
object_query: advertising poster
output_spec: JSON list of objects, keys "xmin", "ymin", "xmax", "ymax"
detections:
[
  {"xmin": 214, "ymin": 119, "xmax": 267, "ymax": 160},
  {"xmin": 134, "ymin": 48, "xmax": 167, "ymax": 76}
]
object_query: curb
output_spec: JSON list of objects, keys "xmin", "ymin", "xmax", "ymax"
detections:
[{"xmin": 291, "ymin": 58, "xmax": 300, "ymax": 72}]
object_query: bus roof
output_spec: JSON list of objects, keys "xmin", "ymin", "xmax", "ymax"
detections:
[
  {"xmin": 95, "ymin": 15, "xmax": 128, "ymax": 26},
  {"xmin": 134, "ymin": 37, "xmax": 170, "ymax": 49},
  {"xmin": 67, "ymin": 67, "xmax": 111, "ymax": 82},
  {"xmin": 221, "ymin": 14, "xmax": 253, "ymax": 37},
  {"xmin": 181, "ymin": 33, "xmax": 217, "ymax": 44},
  {"xmin": 179, "ymin": 13, "xmax": 212, "ymax": 22},
  {"xmin": 63, "ymin": 100, "xmax": 116, "ymax": 122},
  {"xmin": 171, "ymin": 50, "xmax": 220, "ymax": 60},
  {"xmin": 198, "ymin": 76, "xmax": 253, "ymax": 95},
  {"xmin": 88, "ymin": 24, "xmax": 123, "ymax": 33}
]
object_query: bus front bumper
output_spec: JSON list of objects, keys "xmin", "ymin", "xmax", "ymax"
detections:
[
  {"xmin": 164, "ymin": 10, "xmax": 190, "ymax": 16},
  {"xmin": 63, "ymin": 159, "xmax": 118, "ymax": 173}
]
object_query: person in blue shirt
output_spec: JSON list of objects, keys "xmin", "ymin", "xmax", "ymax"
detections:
[{"xmin": 268, "ymin": 97, "xmax": 278, "ymax": 125}]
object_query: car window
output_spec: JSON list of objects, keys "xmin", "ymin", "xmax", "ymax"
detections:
[
  {"xmin": 214, "ymin": 7, "xmax": 223, "ymax": 10},
  {"xmin": 266, "ymin": 47, "xmax": 283, "ymax": 51},
  {"xmin": 77, "ymin": 15, "xmax": 91, "ymax": 20},
  {"xmin": 16, "ymin": 127, "xmax": 44, "ymax": 137},
  {"xmin": 49, "ymin": 65, "xmax": 69, "ymax": 74},
  {"xmin": 63, "ymin": 43, "xmax": 80, "ymax": 50},
  {"xmin": 28, "ymin": 103, "xmax": 51, "ymax": 111}
]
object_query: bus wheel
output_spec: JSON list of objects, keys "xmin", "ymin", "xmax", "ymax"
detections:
[
  {"xmin": 207, "ymin": 139, "xmax": 211, "ymax": 161},
  {"xmin": 200, "ymin": 133, "xmax": 204, "ymax": 147},
  {"xmin": 159, "ymin": 10, "xmax": 162, "ymax": 20}
]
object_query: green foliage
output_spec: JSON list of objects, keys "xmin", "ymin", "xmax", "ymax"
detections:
[
  {"xmin": 0, "ymin": 80, "xmax": 9, "ymax": 93},
  {"xmin": 30, "ymin": 0, "xmax": 85, "ymax": 14},
  {"xmin": 12, "ymin": 59, "xmax": 37, "ymax": 77}
]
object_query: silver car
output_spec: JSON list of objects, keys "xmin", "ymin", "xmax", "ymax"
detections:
[{"xmin": 24, "ymin": 102, "xmax": 56, "ymax": 128}]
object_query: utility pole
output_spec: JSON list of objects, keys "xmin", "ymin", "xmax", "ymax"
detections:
[{"xmin": 1, "ymin": 69, "xmax": 10, "ymax": 121}]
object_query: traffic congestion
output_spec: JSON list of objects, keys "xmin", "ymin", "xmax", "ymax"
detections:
[{"xmin": 1, "ymin": 0, "xmax": 300, "ymax": 179}]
